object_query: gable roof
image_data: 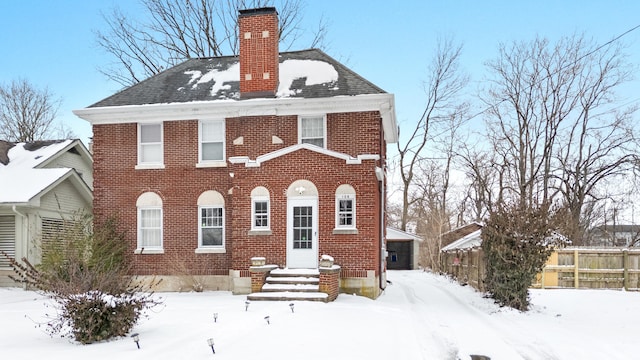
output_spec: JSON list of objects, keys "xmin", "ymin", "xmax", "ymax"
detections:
[
  {"xmin": 0, "ymin": 139, "xmax": 92, "ymax": 204},
  {"xmin": 90, "ymin": 49, "xmax": 386, "ymax": 107},
  {"xmin": 229, "ymin": 143, "xmax": 379, "ymax": 167},
  {"xmin": 441, "ymin": 222, "xmax": 483, "ymax": 247}
]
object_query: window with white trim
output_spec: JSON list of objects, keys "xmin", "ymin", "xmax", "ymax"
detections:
[
  {"xmin": 299, "ymin": 115, "xmax": 326, "ymax": 148},
  {"xmin": 199, "ymin": 120, "xmax": 225, "ymax": 163},
  {"xmin": 197, "ymin": 191, "xmax": 225, "ymax": 251},
  {"xmin": 137, "ymin": 192, "xmax": 163, "ymax": 252},
  {"xmin": 251, "ymin": 186, "xmax": 270, "ymax": 231},
  {"xmin": 138, "ymin": 123, "xmax": 163, "ymax": 167},
  {"xmin": 335, "ymin": 184, "xmax": 356, "ymax": 230}
]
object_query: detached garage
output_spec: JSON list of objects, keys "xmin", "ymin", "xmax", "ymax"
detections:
[{"xmin": 386, "ymin": 227, "xmax": 422, "ymax": 270}]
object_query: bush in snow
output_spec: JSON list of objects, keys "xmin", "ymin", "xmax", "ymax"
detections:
[
  {"xmin": 482, "ymin": 202, "xmax": 560, "ymax": 311},
  {"xmin": 5, "ymin": 214, "xmax": 161, "ymax": 344}
]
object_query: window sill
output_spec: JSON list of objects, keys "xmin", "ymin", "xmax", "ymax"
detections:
[
  {"xmin": 135, "ymin": 164, "xmax": 165, "ymax": 170},
  {"xmin": 333, "ymin": 228, "xmax": 358, "ymax": 235},
  {"xmin": 196, "ymin": 161, "xmax": 227, "ymax": 168},
  {"xmin": 248, "ymin": 229, "xmax": 272, "ymax": 236},
  {"xmin": 134, "ymin": 248, "xmax": 164, "ymax": 254},
  {"xmin": 195, "ymin": 248, "xmax": 226, "ymax": 254}
]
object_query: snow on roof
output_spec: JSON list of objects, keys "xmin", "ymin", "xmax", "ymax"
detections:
[
  {"xmin": 441, "ymin": 229, "xmax": 482, "ymax": 252},
  {"xmin": 386, "ymin": 227, "xmax": 423, "ymax": 241},
  {"xmin": 0, "ymin": 140, "xmax": 74, "ymax": 203},
  {"xmin": 183, "ymin": 59, "xmax": 339, "ymax": 99},
  {"xmin": 277, "ymin": 59, "xmax": 339, "ymax": 97}
]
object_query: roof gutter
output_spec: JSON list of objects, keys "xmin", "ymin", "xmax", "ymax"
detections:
[
  {"xmin": 73, "ymin": 93, "xmax": 399, "ymax": 143},
  {"xmin": 12, "ymin": 205, "xmax": 26, "ymax": 218}
]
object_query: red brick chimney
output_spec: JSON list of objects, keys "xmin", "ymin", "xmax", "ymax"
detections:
[{"xmin": 238, "ymin": 7, "xmax": 279, "ymax": 98}]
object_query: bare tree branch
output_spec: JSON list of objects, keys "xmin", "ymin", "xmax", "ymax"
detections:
[
  {"xmin": 0, "ymin": 79, "xmax": 61, "ymax": 142},
  {"xmin": 96, "ymin": 0, "xmax": 329, "ymax": 87}
]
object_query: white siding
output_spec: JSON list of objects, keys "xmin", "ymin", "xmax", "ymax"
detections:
[
  {"xmin": 40, "ymin": 180, "xmax": 91, "ymax": 215},
  {"xmin": 0, "ymin": 216, "xmax": 15, "ymax": 268},
  {"xmin": 44, "ymin": 148, "xmax": 93, "ymax": 190}
]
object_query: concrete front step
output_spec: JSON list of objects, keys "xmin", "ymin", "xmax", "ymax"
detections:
[
  {"xmin": 269, "ymin": 268, "xmax": 320, "ymax": 277},
  {"xmin": 265, "ymin": 276, "xmax": 320, "ymax": 285},
  {"xmin": 247, "ymin": 291, "xmax": 329, "ymax": 302},
  {"xmin": 262, "ymin": 283, "xmax": 320, "ymax": 292}
]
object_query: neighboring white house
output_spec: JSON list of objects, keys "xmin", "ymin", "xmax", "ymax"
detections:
[
  {"xmin": 0, "ymin": 139, "xmax": 93, "ymax": 286},
  {"xmin": 386, "ymin": 227, "xmax": 422, "ymax": 270},
  {"xmin": 590, "ymin": 225, "xmax": 640, "ymax": 247}
]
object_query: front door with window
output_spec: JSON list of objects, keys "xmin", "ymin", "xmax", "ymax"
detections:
[{"xmin": 286, "ymin": 198, "xmax": 318, "ymax": 268}]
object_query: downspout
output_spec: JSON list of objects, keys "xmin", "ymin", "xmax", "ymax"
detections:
[
  {"xmin": 12, "ymin": 205, "xmax": 26, "ymax": 218},
  {"xmin": 12, "ymin": 205, "xmax": 27, "ymax": 266},
  {"xmin": 379, "ymin": 167, "xmax": 386, "ymax": 291},
  {"xmin": 377, "ymin": 114, "xmax": 388, "ymax": 293}
]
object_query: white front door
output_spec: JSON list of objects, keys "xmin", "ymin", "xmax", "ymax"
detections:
[{"xmin": 286, "ymin": 197, "xmax": 318, "ymax": 268}]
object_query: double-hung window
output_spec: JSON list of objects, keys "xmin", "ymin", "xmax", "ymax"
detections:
[
  {"xmin": 299, "ymin": 115, "xmax": 326, "ymax": 148},
  {"xmin": 200, "ymin": 207, "xmax": 224, "ymax": 246},
  {"xmin": 137, "ymin": 123, "xmax": 163, "ymax": 168},
  {"xmin": 198, "ymin": 120, "xmax": 225, "ymax": 166},
  {"xmin": 253, "ymin": 198, "xmax": 269, "ymax": 230},
  {"xmin": 136, "ymin": 192, "xmax": 163, "ymax": 253},
  {"xmin": 250, "ymin": 187, "xmax": 271, "ymax": 234},
  {"xmin": 197, "ymin": 190, "xmax": 226, "ymax": 252},
  {"xmin": 337, "ymin": 195, "xmax": 355, "ymax": 228},
  {"xmin": 334, "ymin": 184, "xmax": 357, "ymax": 233}
]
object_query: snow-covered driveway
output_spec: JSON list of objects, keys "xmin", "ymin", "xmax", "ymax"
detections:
[{"xmin": 382, "ymin": 270, "xmax": 639, "ymax": 360}]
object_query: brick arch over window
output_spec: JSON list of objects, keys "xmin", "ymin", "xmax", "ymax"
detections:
[
  {"xmin": 136, "ymin": 191, "xmax": 162, "ymax": 207},
  {"xmin": 286, "ymin": 180, "xmax": 318, "ymax": 198},
  {"xmin": 197, "ymin": 190, "xmax": 225, "ymax": 206},
  {"xmin": 197, "ymin": 190, "xmax": 226, "ymax": 252}
]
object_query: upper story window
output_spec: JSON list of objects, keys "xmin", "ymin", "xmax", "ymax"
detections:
[
  {"xmin": 136, "ymin": 192, "xmax": 163, "ymax": 253},
  {"xmin": 137, "ymin": 123, "xmax": 164, "ymax": 168},
  {"xmin": 198, "ymin": 120, "xmax": 226, "ymax": 166},
  {"xmin": 299, "ymin": 115, "xmax": 326, "ymax": 148},
  {"xmin": 251, "ymin": 186, "xmax": 270, "ymax": 232},
  {"xmin": 197, "ymin": 190, "xmax": 226, "ymax": 253},
  {"xmin": 334, "ymin": 184, "xmax": 357, "ymax": 234}
]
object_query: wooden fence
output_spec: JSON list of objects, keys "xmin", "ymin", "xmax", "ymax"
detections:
[{"xmin": 440, "ymin": 247, "xmax": 640, "ymax": 292}]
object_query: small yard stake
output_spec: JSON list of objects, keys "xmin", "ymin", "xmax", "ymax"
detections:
[
  {"xmin": 207, "ymin": 338, "xmax": 215, "ymax": 354},
  {"xmin": 131, "ymin": 333, "xmax": 140, "ymax": 349}
]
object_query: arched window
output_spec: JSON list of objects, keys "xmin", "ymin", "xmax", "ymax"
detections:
[
  {"xmin": 136, "ymin": 192, "xmax": 163, "ymax": 253},
  {"xmin": 335, "ymin": 184, "xmax": 356, "ymax": 230},
  {"xmin": 251, "ymin": 186, "xmax": 270, "ymax": 231},
  {"xmin": 197, "ymin": 190, "xmax": 225, "ymax": 250}
]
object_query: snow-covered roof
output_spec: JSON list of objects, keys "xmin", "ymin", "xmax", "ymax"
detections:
[
  {"xmin": 441, "ymin": 229, "xmax": 482, "ymax": 252},
  {"xmin": 89, "ymin": 49, "xmax": 386, "ymax": 107},
  {"xmin": 440, "ymin": 228, "xmax": 570, "ymax": 252},
  {"xmin": 386, "ymin": 227, "xmax": 423, "ymax": 242},
  {"xmin": 0, "ymin": 140, "xmax": 85, "ymax": 204}
]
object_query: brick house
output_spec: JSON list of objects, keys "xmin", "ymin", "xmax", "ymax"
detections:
[{"xmin": 74, "ymin": 7, "xmax": 397, "ymax": 299}]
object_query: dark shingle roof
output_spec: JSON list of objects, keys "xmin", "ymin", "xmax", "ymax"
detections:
[{"xmin": 91, "ymin": 49, "xmax": 386, "ymax": 108}]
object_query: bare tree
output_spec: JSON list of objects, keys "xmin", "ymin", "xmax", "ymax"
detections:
[
  {"xmin": 0, "ymin": 79, "xmax": 61, "ymax": 142},
  {"xmin": 96, "ymin": 0, "xmax": 328, "ymax": 87},
  {"xmin": 481, "ymin": 34, "xmax": 638, "ymax": 242},
  {"xmin": 396, "ymin": 37, "xmax": 469, "ymax": 232}
]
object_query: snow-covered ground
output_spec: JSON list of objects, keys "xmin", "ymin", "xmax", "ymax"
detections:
[{"xmin": 1, "ymin": 270, "xmax": 638, "ymax": 360}]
